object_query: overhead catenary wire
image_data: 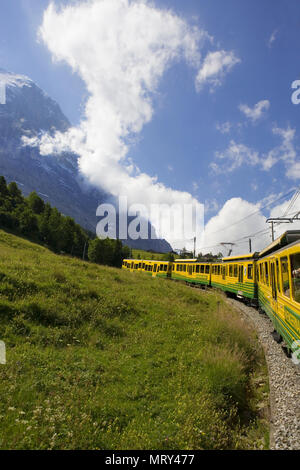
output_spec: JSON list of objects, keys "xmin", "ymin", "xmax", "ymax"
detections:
[
  {"xmin": 182, "ymin": 187, "xmax": 299, "ymax": 255},
  {"xmin": 204, "ymin": 188, "xmax": 297, "ymax": 238}
]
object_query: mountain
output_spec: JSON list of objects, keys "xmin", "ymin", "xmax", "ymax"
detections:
[{"xmin": 0, "ymin": 69, "xmax": 172, "ymax": 253}]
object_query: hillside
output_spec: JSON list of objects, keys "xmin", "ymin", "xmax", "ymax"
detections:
[
  {"xmin": 0, "ymin": 69, "xmax": 172, "ymax": 253},
  {"xmin": 0, "ymin": 230, "xmax": 269, "ymax": 449}
]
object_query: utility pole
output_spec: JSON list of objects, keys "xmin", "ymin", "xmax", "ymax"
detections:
[
  {"xmin": 271, "ymin": 221, "xmax": 274, "ymax": 242},
  {"xmin": 193, "ymin": 236, "xmax": 196, "ymax": 258},
  {"xmin": 249, "ymin": 238, "xmax": 252, "ymax": 253}
]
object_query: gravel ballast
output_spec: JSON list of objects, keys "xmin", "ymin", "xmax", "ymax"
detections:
[{"xmin": 227, "ymin": 297, "xmax": 300, "ymax": 450}]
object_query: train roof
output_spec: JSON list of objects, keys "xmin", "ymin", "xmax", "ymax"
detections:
[
  {"xmin": 175, "ymin": 258, "xmax": 197, "ymax": 262},
  {"xmin": 222, "ymin": 253, "xmax": 259, "ymax": 262},
  {"xmin": 259, "ymin": 230, "xmax": 300, "ymax": 258}
]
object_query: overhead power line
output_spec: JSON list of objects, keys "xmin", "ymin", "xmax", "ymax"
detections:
[{"xmin": 204, "ymin": 188, "xmax": 297, "ymax": 238}]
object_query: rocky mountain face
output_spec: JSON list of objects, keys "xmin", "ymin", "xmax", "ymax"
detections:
[{"xmin": 0, "ymin": 69, "xmax": 172, "ymax": 253}]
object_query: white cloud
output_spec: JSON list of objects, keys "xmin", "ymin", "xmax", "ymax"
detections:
[
  {"xmin": 212, "ymin": 140, "xmax": 259, "ymax": 174},
  {"xmin": 199, "ymin": 193, "xmax": 300, "ymax": 256},
  {"xmin": 239, "ymin": 100, "xmax": 270, "ymax": 122},
  {"xmin": 268, "ymin": 29, "xmax": 278, "ymax": 48},
  {"xmin": 286, "ymin": 162, "xmax": 300, "ymax": 180},
  {"xmin": 21, "ymin": 0, "xmax": 236, "ymax": 247},
  {"xmin": 192, "ymin": 181, "xmax": 199, "ymax": 192},
  {"xmin": 195, "ymin": 50, "xmax": 240, "ymax": 92},
  {"xmin": 262, "ymin": 126, "xmax": 297, "ymax": 172},
  {"xmin": 216, "ymin": 121, "xmax": 232, "ymax": 134},
  {"xmin": 200, "ymin": 198, "xmax": 268, "ymax": 255},
  {"xmin": 210, "ymin": 125, "xmax": 299, "ymax": 179}
]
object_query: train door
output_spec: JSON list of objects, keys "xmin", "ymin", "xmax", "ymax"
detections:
[
  {"xmin": 222, "ymin": 266, "xmax": 226, "ymax": 280},
  {"xmin": 270, "ymin": 260, "xmax": 278, "ymax": 319},
  {"xmin": 238, "ymin": 265, "xmax": 243, "ymax": 283}
]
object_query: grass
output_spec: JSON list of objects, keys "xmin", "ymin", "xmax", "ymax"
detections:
[
  {"xmin": 131, "ymin": 249, "xmax": 167, "ymax": 260},
  {"xmin": 0, "ymin": 229, "xmax": 269, "ymax": 449}
]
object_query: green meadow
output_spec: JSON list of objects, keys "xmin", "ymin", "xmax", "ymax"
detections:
[
  {"xmin": 131, "ymin": 249, "xmax": 169, "ymax": 260},
  {"xmin": 0, "ymin": 230, "xmax": 269, "ymax": 449}
]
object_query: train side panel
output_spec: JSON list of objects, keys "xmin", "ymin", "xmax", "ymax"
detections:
[{"xmin": 257, "ymin": 244, "xmax": 300, "ymax": 349}]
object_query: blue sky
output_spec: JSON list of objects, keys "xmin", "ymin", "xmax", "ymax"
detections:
[{"xmin": 1, "ymin": 0, "xmax": 300, "ymax": 252}]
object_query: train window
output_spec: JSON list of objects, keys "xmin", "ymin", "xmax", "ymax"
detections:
[
  {"xmin": 183, "ymin": 265, "xmax": 186, "ymax": 272},
  {"xmin": 259, "ymin": 264, "xmax": 263, "ymax": 280},
  {"xmin": 234, "ymin": 265, "xmax": 238, "ymax": 277},
  {"xmin": 281, "ymin": 257, "xmax": 290, "ymax": 298},
  {"xmin": 229, "ymin": 265, "xmax": 233, "ymax": 277},
  {"xmin": 248, "ymin": 264, "xmax": 253, "ymax": 280},
  {"xmin": 291, "ymin": 254, "xmax": 300, "ymax": 304},
  {"xmin": 265, "ymin": 262, "xmax": 269, "ymax": 285},
  {"xmin": 205, "ymin": 265, "xmax": 210, "ymax": 274},
  {"xmin": 164, "ymin": 265, "xmax": 167, "ymax": 272},
  {"xmin": 196, "ymin": 265, "xmax": 200, "ymax": 273},
  {"xmin": 200, "ymin": 265, "xmax": 204, "ymax": 273},
  {"xmin": 256, "ymin": 265, "xmax": 259, "ymax": 282}
]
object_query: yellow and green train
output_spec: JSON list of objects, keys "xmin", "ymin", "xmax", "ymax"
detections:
[{"xmin": 123, "ymin": 230, "xmax": 300, "ymax": 353}]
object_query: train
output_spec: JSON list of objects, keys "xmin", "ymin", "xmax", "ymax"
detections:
[{"xmin": 122, "ymin": 230, "xmax": 300, "ymax": 353}]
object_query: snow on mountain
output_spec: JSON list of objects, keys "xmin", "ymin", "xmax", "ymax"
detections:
[
  {"xmin": 0, "ymin": 69, "xmax": 33, "ymax": 89},
  {"xmin": 0, "ymin": 68, "xmax": 172, "ymax": 252}
]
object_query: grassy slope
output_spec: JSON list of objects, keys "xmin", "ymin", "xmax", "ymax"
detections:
[
  {"xmin": 0, "ymin": 230, "xmax": 269, "ymax": 450},
  {"xmin": 131, "ymin": 249, "xmax": 166, "ymax": 260}
]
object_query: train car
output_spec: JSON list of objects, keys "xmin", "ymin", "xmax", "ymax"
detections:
[
  {"xmin": 122, "ymin": 259, "xmax": 143, "ymax": 272},
  {"xmin": 172, "ymin": 259, "xmax": 197, "ymax": 283},
  {"xmin": 156, "ymin": 261, "xmax": 173, "ymax": 279},
  {"xmin": 190, "ymin": 262, "xmax": 211, "ymax": 286},
  {"xmin": 122, "ymin": 259, "xmax": 172, "ymax": 278},
  {"xmin": 210, "ymin": 262, "xmax": 225, "ymax": 291},
  {"xmin": 257, "ymin": 231, "xmax": 300, "ymax": 350},
  {"xmin": 210, "ymin": 254, "xmax": 258, "ymax": 303},
  {"xmin": 222, "ymin": 253, "xmax": 259, "ymax": 303}
]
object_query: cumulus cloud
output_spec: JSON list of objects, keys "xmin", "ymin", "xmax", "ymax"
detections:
[
  {"xmin": 195, "ymin": 50, "xmax": 240, "ymax": 92},
  {"xmin": 21, "ymin": 0, "xmax": 240, "ymax": 247},
  {"xmin": 200, "ymin": 193, "xmax": 300, "ymax": 256},
  {"xmin": 239, "ymin": 100, "xmax": 270, "ymax": 122}
]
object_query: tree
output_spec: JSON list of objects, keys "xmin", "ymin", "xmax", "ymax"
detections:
[
  {"xmin": 27, "ymin": 192, "xmax": 45, "ymax": 215},
  {"xmin": 18, "ymin": 208, "xmax": 38, "ymax": 237},
  {"xmin": 0, "ymin": 176, "xmax": 8, "ymax": 197},
  {"xmin": 7, "ymin": 182, "xmax": 24, "ymax": 208},
  {"xmin": 164, "ymin": 252, "xmax": 175, "ymax": 262}
]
